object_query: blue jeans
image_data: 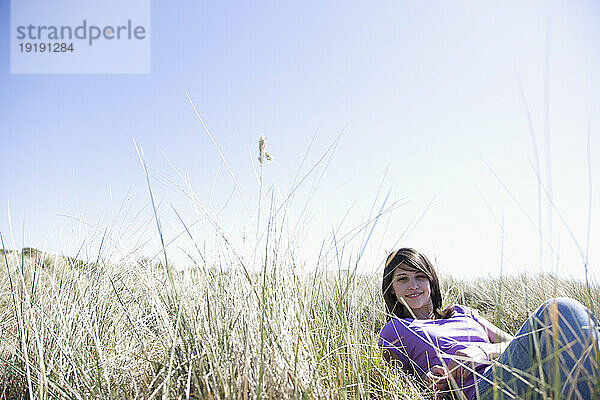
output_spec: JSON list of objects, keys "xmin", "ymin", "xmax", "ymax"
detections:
[{"xmin": 474, "ymin": 297, "xmax": 600, "ymax": 400}]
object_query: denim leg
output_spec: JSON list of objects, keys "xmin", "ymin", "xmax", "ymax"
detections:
[{"xmin": 474, "ymin": 297, "xmax": 600, "ymax": 400}]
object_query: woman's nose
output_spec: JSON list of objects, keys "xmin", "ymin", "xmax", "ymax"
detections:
[{"xmin": 408, "ymin": 278, "xmax": 418, "ymax": 289}]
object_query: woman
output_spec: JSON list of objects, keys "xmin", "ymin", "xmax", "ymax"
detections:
[{"xmin": 379, "ymin": 248, "xmax": 600, "ymax": 399}]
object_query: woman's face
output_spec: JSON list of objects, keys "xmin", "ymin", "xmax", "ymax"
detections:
[{"xmin": 390, "ymin": 264, "xmax": 432, "ymax": 312}]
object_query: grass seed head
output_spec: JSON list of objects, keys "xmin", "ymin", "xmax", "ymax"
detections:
[{"xmin": 258, "ymin": 135, "xmax": 272, "ymax": 165}]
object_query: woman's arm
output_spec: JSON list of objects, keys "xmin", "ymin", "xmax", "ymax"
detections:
[
  {"xmin": 476, "ymin": 314, "xmax": 514, "ymax": 359},
  {"xmin": 448, "ymin": 310, "xmax": 515, "ymax": 377}
]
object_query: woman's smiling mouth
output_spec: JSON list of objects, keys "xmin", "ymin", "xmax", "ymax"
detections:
[{"xmin": 406, "ymin": 292, "xmax": 423, "ymax": 298}]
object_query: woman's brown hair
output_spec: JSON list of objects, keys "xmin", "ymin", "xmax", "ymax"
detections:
[{"xmin": 382, "ymin": 248, "xmax": 454, "ymax": 321}]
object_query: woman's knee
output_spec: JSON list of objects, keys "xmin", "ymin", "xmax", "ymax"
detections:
[
  {"xmin": 535, "ymin": 297, "xmax": 598, "ymax": 339},
  {"xmin": 537, "ymin": 297, "xmax": 587, "ymax": 317}
]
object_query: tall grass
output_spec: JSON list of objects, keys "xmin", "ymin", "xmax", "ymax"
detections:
[
  {"xmin": 1, "ymin": 241, "xmax": 598, "ymax": 399},
  {"xmin": 0, "ymin": 105, "xmax": 597, "ymax": 398}
]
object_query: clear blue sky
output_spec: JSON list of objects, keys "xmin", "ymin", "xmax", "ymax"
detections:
[{"xmin": 1, "ymin": 0, "xmax": 599, "ymax": 281}]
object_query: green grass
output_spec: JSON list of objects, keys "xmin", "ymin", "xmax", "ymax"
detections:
[
  {"xmin": 1, "ymin": 128, "xmax": 596, "ymax": 399},
  {"xmin": 1, "ymin": 247, "xmax": 598, "ymax": 399}
]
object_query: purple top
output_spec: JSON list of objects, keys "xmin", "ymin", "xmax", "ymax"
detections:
[{"xmin": 378, "ymin": 305, "xmax": 490, "ymax": 399}]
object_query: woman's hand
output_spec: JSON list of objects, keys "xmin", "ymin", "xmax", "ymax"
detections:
[
  {"xmin": 421, "ymin": 365, "xmax": 450, "ymax": 390},
  {"xmin": 448, "ymin": 345, "xmax": 491, "ymax": 380}
]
